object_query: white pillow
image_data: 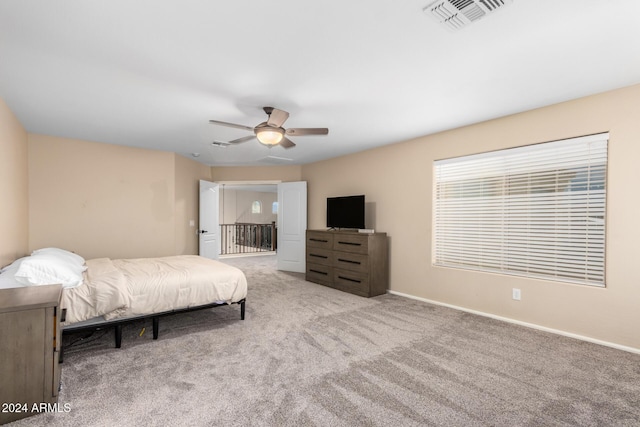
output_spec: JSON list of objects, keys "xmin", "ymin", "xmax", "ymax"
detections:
[
  {"xmin": 1, "ymin": 257, "xmax": 24, "ymax": 273},
  {"xmin": 14, "ymin": 253, "xmax": 84, "ymax": 289},
  {"xmin": 32, "ymin": 247, "xmax": 86, "ymax": 268},
  {"xmin": 0, "ymin": 258, "xmax": 27, "ymax": 289}
]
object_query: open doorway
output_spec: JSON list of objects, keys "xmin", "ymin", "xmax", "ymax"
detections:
[
  {"xmin": 218, "ymin": 182, "xmax": 278, "ymax": 258},
  {"xmin": 200, "ymin": 180, "xmax": 307, "ymax": 273}
]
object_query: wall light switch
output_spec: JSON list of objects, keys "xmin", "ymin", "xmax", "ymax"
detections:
[
  {"xmin": 189, "ymin": 220, "xmax": 195, "ymax": 227},
  {"xmin": 512, "ymin": 288, "xmax": 521, "ymax": 301}
]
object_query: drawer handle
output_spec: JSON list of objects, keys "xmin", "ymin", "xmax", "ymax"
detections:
[
  {"xmin": 310, "ymin": 254, "xmax": 328, "ymax": 259},
  {"xmin": 337, "ymin": 241, "xmax": 362, "ymax": 246},
  {"xmin": 337, "ymin": 258, "xmax": 361, "ymax": 265},
  {"xmin": 310, "ymin": 269, "xmax": 328, "ymax": 276},
  {"xmin": 310, "ymin": 238, "xmax": 328, "ymax": 243},
  {"xmin": 338, "ymin": 275, "xmax": 361, "ymax": 283}
]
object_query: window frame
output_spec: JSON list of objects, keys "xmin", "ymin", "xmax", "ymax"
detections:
[{"xmin": 432, "ymin": 133, "xmax": 608, "ymax": 287}]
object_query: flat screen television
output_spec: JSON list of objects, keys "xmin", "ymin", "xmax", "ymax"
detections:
[{"xmin": 326, "ymin": 195, "xmax": 365, "ymax": 229}]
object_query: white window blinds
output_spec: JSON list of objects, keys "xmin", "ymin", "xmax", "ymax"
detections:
[{"xmin": 433, "ymin": 133, "xmax": 608, "ymax": 286}]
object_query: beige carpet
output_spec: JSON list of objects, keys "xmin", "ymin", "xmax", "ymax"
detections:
[{"xmin": 11, "ymin": 255, "xmax": 640, "ymax": 426}]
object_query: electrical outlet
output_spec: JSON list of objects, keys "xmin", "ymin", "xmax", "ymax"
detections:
[{"xmin": 512, "ymin": 288, "xmax": 521, "ymax": 301}]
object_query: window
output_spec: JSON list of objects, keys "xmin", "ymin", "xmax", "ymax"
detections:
[
  {"xmin": 272, "ymin": 201, "xmax": 278, "ymax": 214},
  {"xmin": 433, "ymin": 133, "xmax": 608, "ymax": 287},
  {"xmin": 252, "ymin": 201, "xmax": 262, "ymax": 214}
]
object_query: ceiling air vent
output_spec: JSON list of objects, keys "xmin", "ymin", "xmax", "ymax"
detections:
[{"xmin": 424, "ymin": 0, "xmax": 512, "ymax": 31}]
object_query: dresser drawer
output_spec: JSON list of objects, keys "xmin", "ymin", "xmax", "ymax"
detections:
[
  {"xmin": 333, "ymin": 251, "xmax": 368, "ymax": 274},
  {"xmin": 306, "ymin": 247, "xmax": 332, "ymax": 267},
  {"xmin": 306, "ymin": 263, "xmax": 333, "ymax": 286},
  {"xmin": 307, "ymin": 231, "xmax": 334, "ymax": 250},
  {"xmin": 333, "ymin": 268, "xmax": 369, "ymax": 297},
  {"xmin": 333, "ymin": 233, "xmax": 368, "ymax": 254}
]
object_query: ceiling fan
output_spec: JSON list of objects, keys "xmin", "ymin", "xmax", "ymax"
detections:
[{"xmin": 209, "ymin": 107, "xmax": 328, "ymax": 149}]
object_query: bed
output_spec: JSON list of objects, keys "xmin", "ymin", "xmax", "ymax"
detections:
[{"xmin": 0, "ymin": 248, "xmax": 247, "ymax": 354}]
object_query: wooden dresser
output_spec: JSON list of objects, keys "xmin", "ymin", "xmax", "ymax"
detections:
[
  {"xmin": 305, "ymin": 230, "xmax": 388, "ymax": 297},
  {"xmin": 0, "ymin": 284, "xmax": 63, "ymax": 425}
]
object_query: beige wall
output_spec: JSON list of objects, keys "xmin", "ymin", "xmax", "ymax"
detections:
[
  {"xmin": 25, "ymin": 137, "xmax": 300, "ymax": 261},
  {"xmin": 302, "ymin": 83, "xmax": 640, "ymax": 351},
  {"xmin": 174, "ymin": 154, "xmax": 212, "ymax": 255},
  {"xmin": 0, "ymin": 98, "xmax": 29, "ymax": 266},
  {"xmin": 220, "ymin": 188, "xmax": 277, "ymax": 225},
  {"xmin": 28, "ymin": 134, "xmax": 178, "ymax": 259},
  {"xmin": 25, "ymin": 134, "xmax": 304, "ymax": 260}
]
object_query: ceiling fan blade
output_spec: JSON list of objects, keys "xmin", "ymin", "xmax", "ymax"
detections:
[
  {"xmin": 285, "ymin": 128, "xmax": 329, "ymax": 136},
  {"xmin": 209, "ymin": 119, "xmax": 254, "ymax": 132},
  {"xmin": 266, "ymin": 108, "xmax": 289, "ymax": 127},
  {"xmin": 229, "ymin": 135, "xmax": 256, "ymax": 144},
  {"xmin": 279, "ymin": 137, "xmax": 296, "ymax": 149}
]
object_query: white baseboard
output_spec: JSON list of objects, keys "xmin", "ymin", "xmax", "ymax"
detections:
[{"xmin": 388, "ymin": 290, "xmax": 640, "ymax": 355}]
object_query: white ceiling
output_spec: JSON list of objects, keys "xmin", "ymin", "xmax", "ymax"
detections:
[{"xmin": 1, "ymin": 0, "xmax": 640, "ymax": 167}]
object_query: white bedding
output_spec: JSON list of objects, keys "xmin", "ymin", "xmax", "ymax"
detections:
[{"xmin": 61, "ymin": 255, "xmax": 247, "ymax": 326}]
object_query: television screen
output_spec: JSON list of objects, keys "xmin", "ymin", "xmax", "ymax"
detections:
[{"xmin": 326, "ymin": 195, "xmax": 365, "ymax": 229}]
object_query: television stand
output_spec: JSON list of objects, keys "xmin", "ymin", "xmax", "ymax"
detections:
[{"xmin": 305, "ymin": 229, "xmax": 388, "ymax": 297}]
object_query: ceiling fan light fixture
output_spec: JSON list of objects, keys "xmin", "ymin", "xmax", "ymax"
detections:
[{"xmin": 255, "ymin": 127, "xmax": 284, "ymax": 146}]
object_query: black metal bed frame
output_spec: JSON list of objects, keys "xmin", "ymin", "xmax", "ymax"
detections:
[{"xmin": 60, "ymin": 299, "xmax": 245, "ymax": 362}]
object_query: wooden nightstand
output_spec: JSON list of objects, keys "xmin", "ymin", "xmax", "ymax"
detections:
[{"xmin": 0, "ymin": 284, "xmax": 63, "ymax": 425}]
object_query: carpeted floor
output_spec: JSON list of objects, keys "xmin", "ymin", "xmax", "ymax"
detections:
[{"xmin": 10, "ymin": 255, "xmax": 640, "ymax": 426}]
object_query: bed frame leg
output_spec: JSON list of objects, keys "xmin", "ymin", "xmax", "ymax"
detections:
[
  {"xmin": 240, "ymin": 300, "xmax": 245, "ymax": 320},
  {"xmin": 152, "ymin": 317, "xmax": 159, "ymax": 340},
  {"xmin": 115, "ymin": 324, "xmax": 122, "ymax": 348}
]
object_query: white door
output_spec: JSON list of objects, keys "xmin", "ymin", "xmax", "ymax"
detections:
[
  {"xmin": 277, "ymin": 181, "xmax": 307, "ymax": 272},
  {"xmin": 199, "ymin": 180, "xmax": 220, "ymax": 260}
]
